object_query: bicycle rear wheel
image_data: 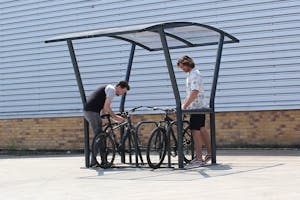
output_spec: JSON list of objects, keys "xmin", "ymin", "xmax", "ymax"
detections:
[
  {"xmin": 91, "ymin": 132, "xmax": 116, "ymax": 168},
  {"xmin": 167, "ymin": 125, "xmax": 193, "ymax": 163},
  {"xmin": 183, "ymin": 126, "xmax": 194, "ymax": 163},
  {"xmin": 146, "ymin": 127, "xmax": 167, "ymax": 169}
]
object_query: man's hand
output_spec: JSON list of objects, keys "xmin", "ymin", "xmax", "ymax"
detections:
[
  {"xmin": 112, "ymin": 115, "xmax": 127, "ymax": 123},
  {"xmin": 119, "ymin": 117, "xmax": 127, "ymax": 123}
]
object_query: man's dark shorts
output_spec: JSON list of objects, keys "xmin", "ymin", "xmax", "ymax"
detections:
[{"xmin": 190, "ymin": 114, "xmax": 206, "ymax": 130}]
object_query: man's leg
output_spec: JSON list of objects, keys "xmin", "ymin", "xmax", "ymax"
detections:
[
  {"xmin": 192, "ymin": 130, "xmax": 203, "ymax": 161},
  {"xmin": 83, "ymin": 111, "xmax": 102, "ymax": 166},
  {"xmin": 200, "ymin": 127, "xmax": 212, "ymax": 161},
  {"xmin": 83, "ymin": 111, "xmax": 102, "ymax": 136},
  {"xmin": 190, "ymin": 114, "xmax": 205, "ymax": 162},
  {"xmin": 198, "ymin": 113, "xmax": 211, "ymax": 162}
]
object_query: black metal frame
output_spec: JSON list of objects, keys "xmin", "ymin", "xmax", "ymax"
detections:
[{"xmin": 45, "ymin": 22, "xmax": 239, "ymax": 168}]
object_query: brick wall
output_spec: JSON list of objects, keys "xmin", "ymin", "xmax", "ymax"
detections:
[
  {"xmin": 0, "ymin": 117, "xmax": 84, "ymax": 150},
  {"xmin": 0, "ymin": 109, "xmax": 299, "ymax": 150},
  {"xmin": 216, "ymin": 110, "xmax": 300, "ymax": 147}
]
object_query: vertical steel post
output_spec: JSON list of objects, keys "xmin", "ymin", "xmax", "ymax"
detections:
[
  {"xmin": 119, "ymin": 43, "xmax": 135, "ymax": 163},
  {"xmin": 120, "ymin": 43, "xmax": 136, "ymax": 112},
  {"xmin": 159, "ymin": 27, "xmax": 184, "ymax": 169},
  {"xmin": 67, "ymin": 40, "xmax": 90, "ymax": 168},
  {"xmin": 209, "ymin": 34, "xmax": 224, "ymax": 164}
]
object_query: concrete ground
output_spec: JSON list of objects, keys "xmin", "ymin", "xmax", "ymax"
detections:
[{"xmin": 1, "ymin": 149, "xmax": 300, "ymax": 200}]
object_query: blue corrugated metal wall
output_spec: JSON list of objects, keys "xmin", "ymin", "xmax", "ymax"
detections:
[{"xmin": 1, "ymin": 0, "xmax": 300, "ymax": 118}]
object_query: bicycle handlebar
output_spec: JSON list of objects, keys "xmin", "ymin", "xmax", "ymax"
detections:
[
  {"xmin": 145, "ymin": 106, "xmax": 176, "ymax": 113},
  {"xmin": 104, "ymin": 106, "xmax": 145, "ymax": 118},
  {"xmin": 101, "ymin": 106, "xmax": 175, "ymax": 119},
  {"xmin": 127, "ymin": 105, "xmax": 144, "ymax": 113}
]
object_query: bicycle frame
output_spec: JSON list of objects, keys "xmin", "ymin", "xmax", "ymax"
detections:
[
  {"xmin": 156, "ymin": 110, "xmax": 191, "ymax": 168},
  {"xmin": 101, "ymin": 107, "xmax": 145, "ymax": 166}
]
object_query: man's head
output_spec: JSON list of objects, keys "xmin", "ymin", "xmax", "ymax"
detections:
[
  {"xmin": 177, "ymin": 55, "xmax": 195, "ymax": 73},
  {"xmin": 115, "ymin": 81, "xmax": 130, "ymax": 96}
]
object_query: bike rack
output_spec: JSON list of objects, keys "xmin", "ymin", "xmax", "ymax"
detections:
[
  {"xmin": 133, "ymin": 121, "xmax": 159, "ymax": 167},
  {"xmin": 45, "ymin": 22, "xmax": 239, "ymax": 168}
]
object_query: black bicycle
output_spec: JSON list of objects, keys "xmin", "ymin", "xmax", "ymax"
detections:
[
  {"xmin": 146, "ymin": 107, "xmax": 193, "ymax": 169},
  {"xmin": 91, "ymin": 106, "xmax": 144, "ymax": 168}
]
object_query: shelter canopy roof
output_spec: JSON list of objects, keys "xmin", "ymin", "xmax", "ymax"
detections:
[{"xmin": 45, "ymin": 22, "xmax": 239, "ymax": 51}]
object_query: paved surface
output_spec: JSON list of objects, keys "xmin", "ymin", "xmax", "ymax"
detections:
[{"xmin": 1, "ymin": 149, "xmax": 300, "ymax": 200}]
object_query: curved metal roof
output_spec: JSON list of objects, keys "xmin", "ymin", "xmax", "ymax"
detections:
[{"xmin": 45, "ymin": 22, "xmax": 239, "ymax": 51}]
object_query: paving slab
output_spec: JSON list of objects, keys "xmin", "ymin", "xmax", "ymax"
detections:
[{"xmin": 1, "ymin": 149, "xmax": 300, "ymax": 200}]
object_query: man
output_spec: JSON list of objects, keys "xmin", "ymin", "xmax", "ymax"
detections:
[
  {"xmin": 83, "ymin": 81, "xmax": 130, "ymax": 167},
  {"xmin": 177, "ymin": 56, "xmax": 211, "ymax": 166}
]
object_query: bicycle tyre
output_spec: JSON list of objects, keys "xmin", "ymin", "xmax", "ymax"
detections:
[
  {"xmin": 146, "ymin": 127, "xmax": 167, "ymax": 169},
  {"xmin": 91, "ymin": 132, "xmax": 116, "ymax": 168},
  {"xmin": 166, "ymin": 126, "xmax": 193, "ymax": 163},
  {"xmin": 183, "ymin": 126, "xmax": 194, "ymax": 163}
]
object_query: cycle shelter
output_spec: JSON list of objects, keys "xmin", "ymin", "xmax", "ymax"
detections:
[{"xmin": 45, "ymin": 22, "xmax": 239, "ymax": 169}]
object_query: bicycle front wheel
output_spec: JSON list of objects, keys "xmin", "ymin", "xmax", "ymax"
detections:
[
  {"xmin": 91, "ymin": 132, "xmax": 116, "ymax": 168},
  {"xmin": 146, "ymin": 127, "xmax": 167, "ymax": 169}
]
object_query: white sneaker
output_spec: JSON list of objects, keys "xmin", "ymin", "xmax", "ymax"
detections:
[
  {"xmin": 192, "ymin": 160, "xmax": 205, "ymax": 166},
  {"xmin": 190, "ymin": 158, "xmax": 198, "ymax": 164}
]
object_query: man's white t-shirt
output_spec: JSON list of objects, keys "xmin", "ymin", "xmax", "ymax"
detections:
[{"xmin": 105, "ymin": 84, "xmax": 116, "ymax": 100}]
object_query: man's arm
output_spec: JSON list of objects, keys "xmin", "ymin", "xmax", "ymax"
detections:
[
  {"xmin": 103, "ymin": 99, "xmax": 126, "ymax": 122},
  {"xmin": 182, "ymin": 90, "xmax": 199, "ymax": 109}
]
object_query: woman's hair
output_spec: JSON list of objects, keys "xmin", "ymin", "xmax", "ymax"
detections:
[
  {"xmin": 116, "ymin": 81, "xmax": 130, "ymax": 90},
  {"xmin": 177, "ymin": 55, "xmax": 195, "ymax": 68}
]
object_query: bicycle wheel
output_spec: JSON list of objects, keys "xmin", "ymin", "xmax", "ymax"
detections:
[
  {"xmin": 168, "ymin": 128, "xmax": 178, "ymax": 157},
  {"xmin": 146, "ymin": 127, "xmax": 167, "ymax": 169},
  {"xmin": 183, "ymin": 126, "xmax": 194, "ymax": 163},
  {"xmin": 91, "ymin": 132, "xmax": 116, "ymax": 168}
]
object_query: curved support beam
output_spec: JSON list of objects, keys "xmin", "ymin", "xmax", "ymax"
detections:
[
  {"xmin": 159, "ymin": 27, "xmax": 184, "ymax": 169},
  {"xmin": 210, "ymin": 34, "xmax": 225, "ymax": 164},
  {"xmin": 67, "ymin": 40, "xmax": 90, "ymax": 168}
]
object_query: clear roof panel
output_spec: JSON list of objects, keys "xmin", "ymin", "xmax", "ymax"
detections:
[
  {"xmin": 164, "ymin": 25, "xmax": 230, "ymax": 45},
  {"xmin": 115, "ymin": 25, "xmax": 231, "ymax": 50},
  {"xmin": 117, "ymin": 31, "xmax": 186, "ymax": 50},
  {"xmin": 45, "ymin": 22, "xmax": 239, "ymax": 51}
]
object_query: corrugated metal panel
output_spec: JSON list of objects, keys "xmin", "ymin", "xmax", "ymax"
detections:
[{"xmin": 1, "ymin": 0, "xmax": 300, "ymax": 119}]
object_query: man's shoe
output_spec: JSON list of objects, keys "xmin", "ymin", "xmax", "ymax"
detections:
[
  {"xmin": 190, "ymin": 157, "xmax": 198, "ymax": 164},
  {"xmin": 89, "ymin": 162, "xmax": 98, "ymax": 168},
  {"xmin": 192, "ymin": 160, "xmax": 205, "ymax": 166},
  {"xmin": 204, "ymin": 154, "xmax": 212, "ymax": 163},
  {"xmin": 100, "ymin": 162, "xmax": 111, "ymax": 169},
  {"xmin": 89, "ymin": 158, "xmax": 98, "ymax": 168}
]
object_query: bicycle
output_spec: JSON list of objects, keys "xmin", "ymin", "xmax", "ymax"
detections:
[
  {"xmin": 91, "ymin": 106, "xmax": 144, "ymax": 168},
  {"xmin": 146, "ymin": 107, "xmax": 194, "ymax": 169}
]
